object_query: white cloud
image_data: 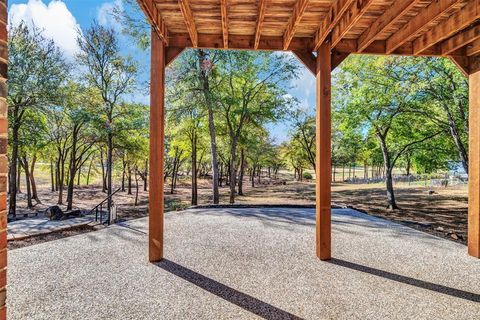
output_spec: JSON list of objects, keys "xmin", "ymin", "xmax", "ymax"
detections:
[
  {"xmin": 97, "ymin": 0, "xmax": 123, "ymax": 29},
  {"xmin": 9, "ymin": 0, "xmax": 80, "ymax": 57}
]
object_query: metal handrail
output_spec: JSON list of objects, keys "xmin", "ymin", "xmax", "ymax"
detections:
[{"xmin": 88, "ymin": 188, "xmax": 122, "ymax": 225}]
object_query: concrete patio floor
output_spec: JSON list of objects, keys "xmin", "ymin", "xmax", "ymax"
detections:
[{"xmin": 7, "ymin": 207, "xmax": 480, "ymax": 320}]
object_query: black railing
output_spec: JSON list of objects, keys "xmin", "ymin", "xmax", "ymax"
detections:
[{"xmin": 89, "ymin": 188, "xmax": 122, "ymax": 225}]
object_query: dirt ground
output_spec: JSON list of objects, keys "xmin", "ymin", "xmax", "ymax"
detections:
[{"xmin": 12, "ymin": 171, "xmax": 468, "ymax": 245}]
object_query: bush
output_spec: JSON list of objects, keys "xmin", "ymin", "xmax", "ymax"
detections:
[{"xmin": 302, "ymin": 172, "xmax": 313, "ymax": 180}]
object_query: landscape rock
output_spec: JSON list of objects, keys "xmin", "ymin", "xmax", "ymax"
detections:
[{"xmin": 45, "ymin": 206, "xmax": 64, "ymax": 221}]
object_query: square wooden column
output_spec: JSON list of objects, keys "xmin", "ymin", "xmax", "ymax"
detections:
[
  {"xmin": 149, "ymin": 29, "xmax": 166, "ymax": 262},
  {"xmin": 316, "ymin": 43, "xmax": 332, "ymax": 260},
  {"xmin": 469, "ymin": 69, "xmax": 480, "ymax": 258}
]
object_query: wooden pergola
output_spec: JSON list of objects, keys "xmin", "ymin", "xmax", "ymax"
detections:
[{"xmin": 136, "ymin": 0, "xmax": 480, "ymax": 262}]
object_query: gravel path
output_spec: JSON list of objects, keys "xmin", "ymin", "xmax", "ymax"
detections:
[{"xmin": 7, "ymin": 208, "xmax": 480, "ymax": 319}]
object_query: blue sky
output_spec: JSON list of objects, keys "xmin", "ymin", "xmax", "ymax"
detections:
[{"xmin": 8, "ymin": 0, "xmax": 315, "ymax": 143}]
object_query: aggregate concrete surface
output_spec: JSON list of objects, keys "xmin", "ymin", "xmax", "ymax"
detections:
[{"xmin": 7, "ymin": 208, "xmax": 480, "ymax": 319}]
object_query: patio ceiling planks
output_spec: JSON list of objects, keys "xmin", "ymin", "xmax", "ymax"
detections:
[{"xmin": 139, "ymin": 0, "xmax": 480, "ymax": 64}]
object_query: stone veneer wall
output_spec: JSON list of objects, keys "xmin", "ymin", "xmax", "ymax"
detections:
[{"xmin": 0, "ymin": 0, "xmax": 7, "ymax": 319}]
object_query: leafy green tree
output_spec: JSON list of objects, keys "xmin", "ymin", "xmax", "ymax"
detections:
[
  {"xmin": 8, "ymin": 22, "xmax": 68, "ymax": 218},
  {"xmin": 335, "ymin": 56, "xmax": 443, "ymax": 209},
  {"xmin": 76, "ymin": 22, "xmax": 137, "ymax": 214},
  {"xmin": 215, "ymin": 51, "xmax": 298, "ymax": 203},
  {"xmin": 413, "ymin": 58, "xmax": 469, "ymax": 173}
]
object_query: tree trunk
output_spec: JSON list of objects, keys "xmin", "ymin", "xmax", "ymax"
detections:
[
  {"xmin": 86, "ymin": 158, "xmax": 93, "ymax": 186},
  {"xmin": 100, "ymin": 149, "xmax": 107, "ymax": 193},
  {"xmin": 229, "ymin": 139, "xmax": 237, "ymax": 204},
  {"xmin": 66, "ymin": 128, "xmax": 79, "ymax": 211},
  {"xmin": 21, "ymin": 156, "xmax": 33, "ymax": 209},
  {"xmin": 385, "ymin": 167, "xmax": 398, "ymax": 210},
  {"xmin": 238, "ymin": 148, "xmax": 245, "ymax": 196},
  {"xmin": 107, "ymin": 131, "xmax": 113, "ymax": 215},
  {"xmin": 406, "ymin": 156, "xmax": 411, "ymax": 176},
  {"xmin": 251, "ymin": 166, "xmax": 255, "ymax": 187},
  {"xmin": 50, "ymin": 159, "xmax": 55, "ymax": 192},
  {"xmin": 378, "ymin": 136, "xmax": 399, "ymax": 210},
  {"xmin": 134, "ymin": 167, "xmax": 139, "ymax": 206},
  {"xmin": 127, "ymin": 163, "xmax": 133, "ymax": 195},
  {"xmin": 219, "ymin": 163, "xmax": 223, "ymax": 187},
  {"xmin": 57, "ymin": 150, "xmax": 66, "ymax": 205},
  {"xmin": 144, "ymin": 159, "xmax": 148, "ymax": 191},
  {"xmin": 171, "ymin": 147, "xmax": 178, "ymax": 194},
  {"xmin": 198, "ymin": 50, "xmax": 219, "ymax": 204},
  {"xmin": 121, "ymin": 158, "xmax": 126, "ymax": 192},
  {"xmin": 8, "ymin": 123, "xmax": 19, "ymax": 218},
  {"xmin": 16, "ymin": 158, "xmax": 21, "ymax": 194},
  {"xmin": 191, "ymin": 132, "xmax": 198, "ymax": 205},
  {"xmin": 30, "ymin": 154, "xmax": 40, "ymax": 204}
]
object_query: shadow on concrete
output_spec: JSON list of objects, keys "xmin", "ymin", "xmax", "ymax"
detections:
[
  {"xmin": 329, "ymin": 258, "xmax": 480, "ymax": 303},
  {"xmin": 156, "ymin": 259, "xmax": 304, "ymax": 320}
]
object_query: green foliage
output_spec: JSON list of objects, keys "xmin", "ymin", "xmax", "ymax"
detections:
[{"xmin": 302, "ymin": 172, "xmax": 313, "ymax": 180}]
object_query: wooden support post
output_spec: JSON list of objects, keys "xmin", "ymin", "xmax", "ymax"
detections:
[
  {"xmin": 316, "ymin": 42, "xmax": 332, "ymax": 260},
  {"xmin": 469, "ymin": 69, "xmax": 480, "ymax": 258},
  {"xmin": 149, "ymin": 29, "xmax": 166, "ymax": 262}
]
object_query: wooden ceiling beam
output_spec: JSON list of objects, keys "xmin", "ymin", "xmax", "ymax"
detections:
[
  {"xmin": 386, "ymin": 0, "xmax": 463, "ymax": 54},
  {"xmin": 169, "ymin": 33, "xmax": 313, "ymax": 51},
  {"xmin": 449, "ymin": 56, "xmax": 470, "ymax": 76},
  {"xmin": 331, "ymin": 0, "xmax": 375, "ymax": 48},
  {"xmin": 292, "ymin": 50, "xmax": 316, "ymax": 74},
  {"xmin": 331, "ymin": 51, "xmax": 349, "ymax": 70},
  {"xmin": 442, "ymin": 24, "xmax": 480, "ymax": 55},
  {"xmin": 283, "ymin": 0, "xmax": 310, "ymax": 50},
  {"xmin": 357, "ymin": 0, "xmax": 420, "ymax": 52},
  {"xmin": 220, "ymin": 0, "xmax": 228, "ymax": 48},
  {"xmin": 254, "ymin": 0, "xmax": 267, "ymax": 50},
  {"xmin": 166, "ymin": 47, "xmax": 185, "ymax": 66},
  {"xmin": 467, "ymin": 38, "xmax": 480, "ymax": 56},
  {"xmin": 336, "ymin": 39, "xmax": 441, "ymax": 56},
  {"xmin": 137, "ymin": 0, "xmax": 168, "ymax": 44},
  {"xmin": 413, "ymin": 0, "xmax": 480, "ymax": 55},
  {"xmin": 314, "ymin": 0, "xmax": 354, "ymax": 51},
  {"xmin": 178, "ymin": 0, "xmax": 198, "ymax": 47}
]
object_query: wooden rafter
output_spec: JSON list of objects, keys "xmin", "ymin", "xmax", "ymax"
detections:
[
  {"xmin": 220, "ymin": 0, "xmax": 228, "ymax": 48},
  {"xmin": 178, "ymin": 0, "xmax": 198, "ymax": 47},
  {"xmin": 292, "ymin": 50, "xmax": 316, "ymax": 74},
  {"xmin": 254, "ymin": 0, "xmax": 267, "ymax": 50},
  {"xmin": 357, "ymin": 0, "xmax": 420, "ymax": 52},
  {"xmin": 467, "ymin": 38, "xmax": 480, "ymax": 57},
  {"xmin": 335, "ymin": 38, "xmax": 442, "ymax": 56},
  {"xmin": 449, "ymin": 56, "xmax": 469, "ymax": 76},
  {"xmin": 283, "ymin": 0, "xmax": 310, "ymax": 50},
  {"xmin": 331, "ymin": 51, "xmax": 349, "ymax": 70},
  {"xmin": 169, "ymin": 33, "xmax": 313, "ymax": 51},
  {"xmin": 137, "ymin": 0, "xmax": 168, "ymax": 44},
  {"xmin": 385, "ymin": 0, "xmax": 464, "ymax": 54},
  {"xmin": 166, "ymin": 47, "xmax": 185, "ymax": 66},
  {"xmin": 441, "ymin": 25, "xmax": 480, "ymax": 55},
  {"xmin": 331, "ymin": 0, "xmax": 375, "ymax": 48},
  {"xmin": 413, "ymin": 0, "xmax": 480, "ymax": 55},
  {"xmin": 314, "ymin": 0, "xmax": 354, "ymax": 51}
]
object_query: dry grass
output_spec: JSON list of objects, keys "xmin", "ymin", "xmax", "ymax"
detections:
[{"xmin": 13, "ymin": 167, "xmax": 468, "ymax": 244}]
